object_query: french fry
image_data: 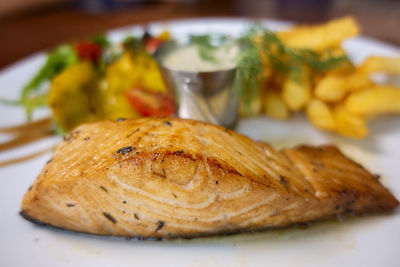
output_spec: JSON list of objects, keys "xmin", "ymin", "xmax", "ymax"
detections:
[
  {"xmin": 278, "ymin": 16, "xmax": 360, "ymax": 51},
  {"xmin": 282, "ymin": 66, "xmax": 311, "ymax": 110},
  {"xmin": 319, "ymin": 46, "xmax": 355, "ymax": 75},
  {"xmin": 263, "ymin": 91, "xmax": 290, "ymax": 120},
  {"xmin": 254, "ymin": 16, "xmax": 400, "ymax": 139},
  {"xmin": 239, "ymin": 94, "xmax": 263, "ymax": 117},
  {"xmin": 315, "ymin": 74, "xmax": 347, "ymax": 102},
  {"xmin": 333, "ymin": 105, "xmax": 368, "ymax": 138},
  {"xmin": 345, "ymin": 73, "xmax": 374, "ymax": 91},
  {"xmin": 306, "ymin": 99, "xmax": 336, "ymax": 131},
  {"xmin": 344, "ymin": 85, "xmax": 400, "ymax": 116},
  {"xmin": 157, "ymin": 30, "xmax": 171, "ymax": 42},
  {"xmin": 358, "ymin": 56, "xmax": 400, "ymax": 75},
  {"xmin": 322, "ymin": 46, "xmax": 347, "ymax": 58},
  {"xmin": 282, "ymin": 79, "xmax": 311, "ymax": 110},
  {"xmin": 315, "ymin": 72, "xmax": 373, "ymax": 102}
]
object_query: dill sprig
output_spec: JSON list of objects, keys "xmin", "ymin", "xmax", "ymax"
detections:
[
  {"xmin": 190, "ymin": 26, "xmax": 350, "ymax": 112},
  {"xmin": 247, "ymin": 24, "xmax": 350, "ymax": 72},
  {"xmin": 235, "ymin": 35, "xmax": 264, "ymax": 111},
  {"xmin": 189, "ymin": 34, "xmax": 231, "ymax": 63},
  {"xmin": 237, "ymin": 24, "xmax": 350, "ymax": 110},
  {"xmin": 190, "ymin": 35, "xmax": 218, "ymax": 63}
]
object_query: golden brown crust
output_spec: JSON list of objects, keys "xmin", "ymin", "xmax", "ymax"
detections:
[
  {"xmin": 21, "ymin": 117, "xmax": 399, "ymax": 238},
  {"xmin": 282, "ymin": 145, "xmax": 399, "ymax": 213}
]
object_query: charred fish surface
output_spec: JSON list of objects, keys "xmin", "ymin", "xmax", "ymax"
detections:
[{"xmin": 21, "ymin": 118, "xmax": 399, "ymax": 239}]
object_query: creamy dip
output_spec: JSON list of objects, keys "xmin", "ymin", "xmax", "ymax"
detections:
[{"xmin": 162, "ymin": 44, "xmax": 239, "ymax": 72}]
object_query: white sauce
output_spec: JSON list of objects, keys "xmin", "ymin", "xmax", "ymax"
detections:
[{"xmin": 162, "ymin": 44, "xmax": 239, "ymax": 72}]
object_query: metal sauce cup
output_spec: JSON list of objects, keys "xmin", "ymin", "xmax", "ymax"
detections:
[{"xmin": 154, "ymin": 40, "xmax": 239, "ymax": 128}]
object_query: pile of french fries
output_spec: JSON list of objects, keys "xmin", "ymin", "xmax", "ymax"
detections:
[{"xmin": 246, "ymin": 16, "xmax": 400, "ymax": 138}]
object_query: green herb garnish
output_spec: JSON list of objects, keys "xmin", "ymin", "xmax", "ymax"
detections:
[
  {"xmin": 190, "ymin": 35, "xmax": 219, "ymax": 63},
  {"xmin": 91, "ymin": 34, "xmax": 111, "ymax": 48},
  {"xmin": 123, "ymin": 36, "xmax": 144, "ymax": 52},
  {"xmin": 189, "ymin": 34, "xmax": 231, "ymax": 63},
  {"xmin": 235, "ymin": 37, "xmax": 264, "ymax": 112},
  {"xmin": 192, "ymin": 25, "xmax": 350, "ymax": 113}
]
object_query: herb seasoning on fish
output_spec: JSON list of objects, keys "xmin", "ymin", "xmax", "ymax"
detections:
[
  {"xmin": 116, "ymin": 146, "xmax": 135, "ymax": 154},
  {"xmin": 103, "ymin": 212, "xmax": 117, "ymax": 224},
  {"xmin": 155, "ymin": 221, "xmax": 165, "ymax": 232}
]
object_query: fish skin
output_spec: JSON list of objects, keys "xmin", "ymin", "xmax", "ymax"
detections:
[{"xmin": 20, "ymin": 118, "xmax": 399, "ymax": 239}]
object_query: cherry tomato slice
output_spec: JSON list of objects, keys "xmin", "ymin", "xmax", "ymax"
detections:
[
  {"xmin": 125, "ymin": 88, "xmax": 176, "ymax": 117},
  {"xmin": 75, "ymin": 42, "xmax": 102, "ymax": 62},
  {"xmin": 144, "ymin": 38, "xmax": 163, "ymax": 54}
]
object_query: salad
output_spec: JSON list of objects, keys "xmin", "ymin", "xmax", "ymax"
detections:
[
  {"xmin": 4, "ymin": 16, "xmax": 400, "ymax": 138},
  {"xmin": 16, "ymin": 31, "xmax": 175, "ymax": 132}
]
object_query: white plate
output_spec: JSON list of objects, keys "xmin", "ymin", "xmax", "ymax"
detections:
[{"xmin": 0, "ymin": 18, "xmax": 400, "ymax": 267}]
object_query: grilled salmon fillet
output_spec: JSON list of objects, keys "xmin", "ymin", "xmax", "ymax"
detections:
[{"xmin": 20, "ymin": 118, "xmax": 399, "ymax": 239}]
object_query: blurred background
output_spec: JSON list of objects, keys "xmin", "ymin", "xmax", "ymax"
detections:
[{"xmin": 1, "ymin": 0, "xmax": 399, "ymax": 69}]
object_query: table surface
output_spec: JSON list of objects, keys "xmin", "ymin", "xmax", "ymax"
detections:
[{"xmin": 1, "ymin": 0, "xmax": 399, "ymax": 70}]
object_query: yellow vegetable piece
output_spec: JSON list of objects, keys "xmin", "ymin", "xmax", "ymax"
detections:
[
  {"xmin": 105, "ymin": 52, "xmax": 138, "ymax": 93},
  {"xmin": 306, "ymin": 99, "xmax": 336, "ymax": 131},
  {"xmin": 102, "ymin": 51, "xmax": 166, "ymax": 95},
  {"xmin": 278, "ymin": 16, "xmax": 360, "ymax": 51},
  {"xmin": 344, "ymin": 86, "xmax": 400, "ymax": 116},
  {"xmin": 92, "ymin": 50, "xmax": 168, "ymax": 120},
  {"xmin": 131, "ymin": 52, "xmax": 167, "ymax": 94},
  {"xmin": 93, "ymin": 52, "xmax": 139, "ymax": 120},
  {"xmin": 95, "ymin": 80, "xmax": 140, "ymax": 121},
  {"xmin": 333, "ymin": 105, "xmax": 368, "ymax": 138},
  {"xmin": 157, "ymin": 30, "xmax": 171, "ymax": 42},
  {"xmin": 48, "ymin": 61, "xmax": 98, "ymax": 131},
  {"xmin": 358, "ymin": 56, "xmax": 400, "ymax": 75},
  {"xmin": 263, "ymin": 91, "xmax": 290, "ymax": 120},
  {"xmin": 315, "ymin": 74, "xmax": 346, "ymax": 102}
]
